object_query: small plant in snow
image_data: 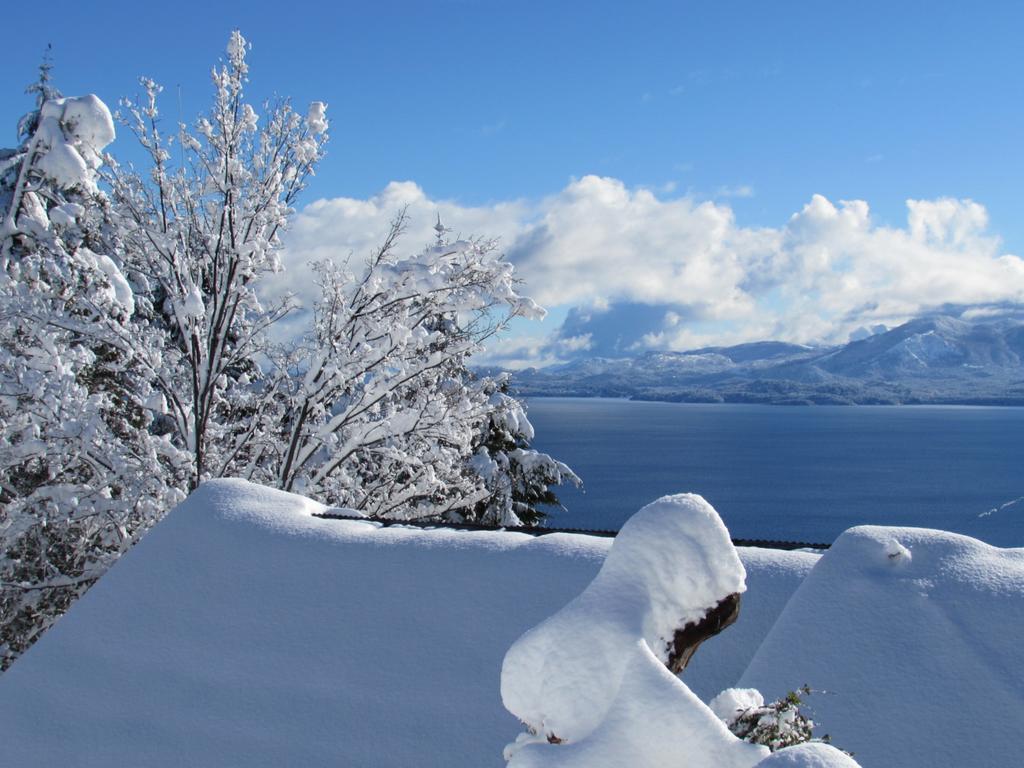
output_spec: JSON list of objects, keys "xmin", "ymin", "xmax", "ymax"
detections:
[{"xmin": 711, "ymin": 685, "xmax": 837, "ymax": 752}]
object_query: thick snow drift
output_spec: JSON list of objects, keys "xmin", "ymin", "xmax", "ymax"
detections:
[
  {"xmin": 499, "ymin": 494, "xmax": 856, "ymax": 768},
  {"xmin": 505, "ymin": 643, "xmax": 858, "ymax": 768},
  {"xmin": 0, "ymin": 480, "xmax": 813, "ymax": 768},
  {"xmin": 506, "ymin": 639, "xmax": 770, "ymax": 768},
  {"xmin": 501, "ymin": 493, "xmax": 747, "ymax": 742},
  {"xmin": 740, "ymin": 525, "xmax": 1024, "ymax": 768}
]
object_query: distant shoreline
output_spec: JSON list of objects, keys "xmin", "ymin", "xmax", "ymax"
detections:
[{"xmin": 516, "ymin": 391, "xmax": 1024, "ymax": 407}]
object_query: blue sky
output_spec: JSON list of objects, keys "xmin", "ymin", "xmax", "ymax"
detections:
[{"xmin": 5, "ymin": 1, "xmax": 1024, "ymax": 365}]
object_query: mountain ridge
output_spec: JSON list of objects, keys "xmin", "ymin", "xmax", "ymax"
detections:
[{"xmin": 506, "ymin": 315, "xmax": 1024, "ymax": 405}]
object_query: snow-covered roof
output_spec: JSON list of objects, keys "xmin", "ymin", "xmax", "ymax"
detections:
[
  {"xmin": 0, "ymin": 479, "xmax": 813, "ymax": 767},
  {"xmin": 740, "ymin": 524, "xmax": 1024, "ymax": 767},
  {"xmin": 8, "ymin": 480, "xmax": 1018, "ymax": 766}
]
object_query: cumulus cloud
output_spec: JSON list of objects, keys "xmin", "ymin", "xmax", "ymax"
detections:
[
  {"xmin": 271, "ymin": 176, "xmax": 1024, "ymax": 367},
  {"xmin": 549, "ymin": 302, "xmax": 701, "ymax": 358}
]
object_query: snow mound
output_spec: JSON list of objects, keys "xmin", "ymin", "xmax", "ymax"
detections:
[
  {"xmin": 754, "ymin": 743, "xmax": 861, "ymax": 767},
  {"xmin": 59, "ymin": 93, "xmax": 116, "ymax": 150},
  {"xmin": 501, "ymin": 493, "xmax": 746, "ymax": 743},
  {"xmin": 35, "ymin": 95, "xmax": 115, "ymax": 191},
  {"xmin": 709, "ymin": 687, "xmax": 766, "ymax": 722},
  {"xmin": 740, "ymin": 525, "xmax": 1024, "ymax": 768},
  {"xmin": 506, "ymin": 639, "xmax": 770, "ymax": 768}
]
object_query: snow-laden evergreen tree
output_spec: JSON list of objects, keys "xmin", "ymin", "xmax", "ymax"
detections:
[
  {"xmin": 0, "ymin": 63, "xmax": 184, "ymax": 670},
  {"xmin": 109, "ymin": 31, "xmax": 328, "ymax": 490},
  {"xmin": 470, "ymin": 379, "xmax": 580, "ymax": 525},
  {"xmin": 265, "ymin": 213, "xmax": 575, "ymax": 524}
]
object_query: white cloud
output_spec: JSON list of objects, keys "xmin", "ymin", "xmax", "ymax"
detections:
[
  {"xmin": 508, "ymin": 176, "xmax": 761, "ymax": 317},
  {"xmin": 271, "ymin": 177, "xmax": 1024, "ymax": 363},
  {"xmin": 714, "ymin": 184, "xmax": 755, "ymax": 199}
]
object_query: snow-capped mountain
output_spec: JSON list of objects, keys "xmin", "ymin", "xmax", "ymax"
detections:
[
  {"xmin": 816, "ymin": 315, "xmax": 1024, "ymax": 376},
  {"xmin": 510, "ymin": 315, "xmax": 1024, "ymax": 405}
]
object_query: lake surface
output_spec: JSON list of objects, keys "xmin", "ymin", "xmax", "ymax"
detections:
[{"xmin": 525, "ymin": 398, "xmax": 1024, "ymax": 547}]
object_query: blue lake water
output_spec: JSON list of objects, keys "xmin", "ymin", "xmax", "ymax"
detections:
[{"xmin": 525, "ymin": 398, "xmax": 1024, "ymax": 547}]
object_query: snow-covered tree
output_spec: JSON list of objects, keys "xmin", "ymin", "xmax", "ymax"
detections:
[
  {"xmin": 1, "ymin": 33, "xmax": 578, "ymax": 669},
  {"xmin": 109, "ymin": 31, "xmax": 328, "ymax": 490},
  {"xmin": 109, "ymin": 32, "xmax": 573, "ymax": 523},
  {"xmin": 470, "ymin": 379, "xmax": 580, "ymax": 525},
  {"xmin": 0, "ymin": 65, "xmax": 184, "ymax": 670},
  {"xmin": 264, "ymin": 213, "xmax": 574, "ymax": 523}
]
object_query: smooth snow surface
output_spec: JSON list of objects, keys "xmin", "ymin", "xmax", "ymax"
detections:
[
  {"xmin": 502, "ymin": 493, "xmax": 746, "ymax": 743},
  {"xmin": 740, "ymin": 525, "xmax": 1024, "ymax": 768},
  {"xmin": 0, "ymin": 481, "xmax": 809, "ymax": 768},
  {"xmin": 505, "ymin": 640, "xmax": 769, "ymax": 768},
  {"xmin": 753, "ymin": 743, "xmax": 861, "ymax": 767}
]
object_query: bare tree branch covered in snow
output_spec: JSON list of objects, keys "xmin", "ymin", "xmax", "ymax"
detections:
[
  {"xmin": 262, "ymin": 211, "xmax": 577, "ymax": 522},
  {"xmin": 109, "ymin": 31, "xmax": 328, "ymax": 491}
]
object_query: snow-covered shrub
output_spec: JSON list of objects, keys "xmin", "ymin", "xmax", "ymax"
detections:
[
  {"xmin": 111, "ymin": 33, "xmax": 573, "ymax": 524},
  {"xmin": 711, "ymin": 686, "xmax": 834, "ymax": 752},
  {"xmin": 470, "ymin": 379, "xmax": 581, "ymax": 525},
  {"xmin": 2, "ymin": 34, "xmax": 575, "ymax": 669}
]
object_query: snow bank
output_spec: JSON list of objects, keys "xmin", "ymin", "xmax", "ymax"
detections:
[
  {"xmin": 499, "ymin": 495, "xmax": 853, "ymax": 768},
  {"xmin": 11, "ymin": 482, "xmax": 1010, "ymax": 767},
  {"xmin": 0, "ymin": 481, "xmax": 813, "ymax": 767},
  {"xmin": 740, "ymin": 525, "xmax": 1024, "ymax": 768},
  {"xmin": 754, "ymin": 743, "xmax": 861, "ymax": 767},
  {"xmin": 506, "ymin": 639, "xmax": 770, "ymax": 768},
  {"xmin": 501, "ymin": 493, "xmax": 747, "ymax": 743}
]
